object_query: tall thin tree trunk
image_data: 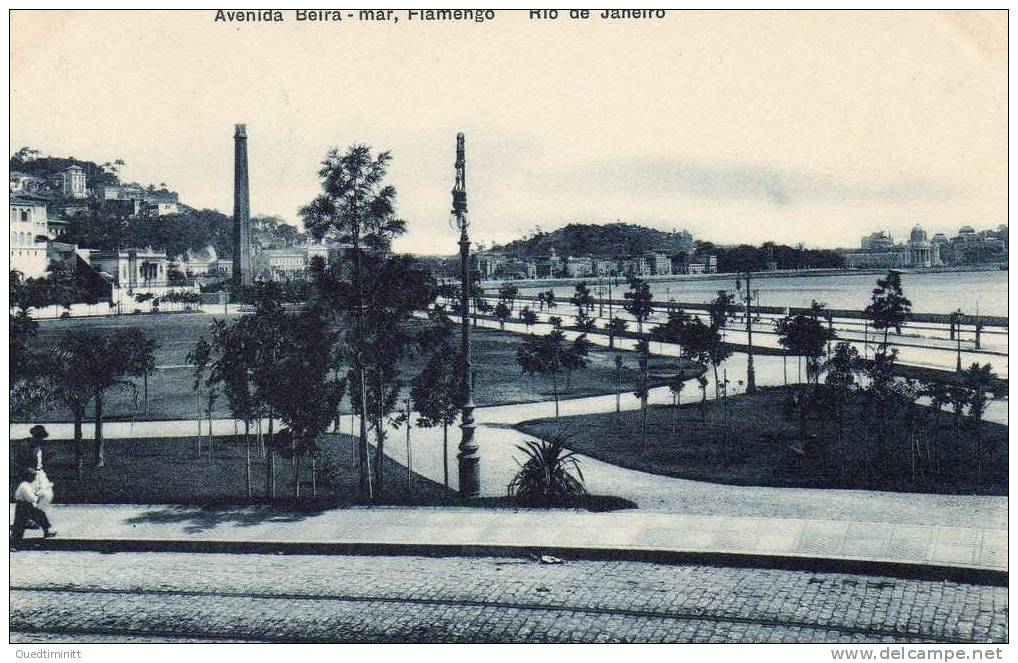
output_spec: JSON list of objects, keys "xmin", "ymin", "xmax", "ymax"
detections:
[
  {"xmin": 673, "ymin": 393, "xmax": 678, "ymax": 437},
  {"xmin": 375, "ymin": 417, "xmax": 386, "ymax": 497},
  {"xmin": 616, "ymin": 363, "xmax": 622, "ymax": 415},
  {"xmin": 266, "ymin": 415, "xmax": 275, "ymax": 499},
  {"xmin": 353, "ymin": 235, "xmax": 372, "ymax": 501},
  {"xmin": 312, "ymin": 453, "xmax": 317, "ymax": 499},
  {"xmin": 208, "ymin": 403, "xmax": 215, "ymax": 461},
  {"xmin": 196, "ymin": 386, "xmax": 202, "ymax": 459},
  {"xmin": 244, "ymin": 420, "xmax": 251, "ymax": 499},
  {"xmin": 553, "ymin": 372, "xmax": 560, "ymax": 420},
  {"xmin": 93, "ymin": 392, "xmax": 105, "ymax": 468},
  {"xmin": 442, "ymin": 421, "xmax": 449, "ymax": 488},
  {"xmin": 294, "ymin": 450, "xmax": 301, "ymax": 500},
  {"xmin": 73, "ymin": 408, "xmax": 84, "ymax": 480}
]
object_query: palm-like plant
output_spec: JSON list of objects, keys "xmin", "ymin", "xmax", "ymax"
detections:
[{"xmin": 507, "ymin": 433, "xmax": 586, "ymax": 502}]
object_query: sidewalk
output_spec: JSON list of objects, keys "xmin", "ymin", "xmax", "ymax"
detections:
[{"xmin": 12, "ymin": 504, "xmax": 1007, "ymax": 580}]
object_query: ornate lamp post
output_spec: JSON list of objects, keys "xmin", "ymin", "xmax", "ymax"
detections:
[
  {"xmin": 452, "ymin": 132, "xmax": 480, "ymax": 498},
  {"xmin": 735, "ymin": 270, "xmax": 757, "ymax": 393}
]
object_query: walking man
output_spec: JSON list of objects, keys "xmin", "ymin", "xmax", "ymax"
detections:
[{"xmin": 11, "ymin": 468, "xmax": 57, "ymax": 542}]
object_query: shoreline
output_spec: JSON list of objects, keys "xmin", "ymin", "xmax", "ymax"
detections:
[{"xmin": 485, "ymin": 264, "xmax": 1007, "ymax": 290}]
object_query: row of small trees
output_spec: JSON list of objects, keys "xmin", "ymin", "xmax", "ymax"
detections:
[
  {"xmin": 182, "ymin": 146, "xmax": 474, "ymax": 501},
  {"xmin": 493, "ymin": 271, "xmax": 999, "ymax": 486},
  {"xmin": 11, "ymin": 274, "xmax": 159, "ymax": 474}
]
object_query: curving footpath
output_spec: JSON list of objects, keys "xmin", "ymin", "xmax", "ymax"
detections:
[{"xmin": 10, "ymin": 317, "xmax": 1007, "ymax": 578}]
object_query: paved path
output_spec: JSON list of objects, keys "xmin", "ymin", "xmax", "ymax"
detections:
[
  {"xmin": 13, "ymin": 504, "xmax": 1007, "ymax": 576},
  {"xmin": 472, "ymin": 299, "xmax": 1009, "ymax": 377},
  {"xmin": 11, "ymin": 314, "xmax": 1008, "ymax": 529},
  {"xmin": 12, "ymin": 355, "xmax": 1008, "ymax": 529},
  {"xmin": 10, "ymin": 551, "xmax": 1007, "ymax": 643}
]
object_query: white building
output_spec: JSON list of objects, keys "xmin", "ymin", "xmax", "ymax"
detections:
[
  {"xmin": 90, "ymin": 247, "xmax": 170, "ymax": 290},
  {"xmin": 177, "ymin": 245, "xmax": 220, "ymax": 276},
  {"xmin": 9, "ymin": 171, "xmax": 48, "ymax": 194},
  {"xmin": 48, "ymin": 165, "xmax": 87, "ymax": 199},
  {"xmin": 10, "ymin": 194, "xmax": 50, "ymax": 278},
  {"xmin": 256, "ymin": 248, "xmax": 308, "ymax": 279}
]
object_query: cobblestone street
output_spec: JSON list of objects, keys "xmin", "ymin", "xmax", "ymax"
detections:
[{"xmin": 10, "ymin": 551, "xmax": 1007, "ymax": 643}]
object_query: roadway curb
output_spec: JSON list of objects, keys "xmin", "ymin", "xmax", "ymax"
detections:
[{"xmin": 13, "ymin": 537, "xmax": 1008, "ymax": 586}]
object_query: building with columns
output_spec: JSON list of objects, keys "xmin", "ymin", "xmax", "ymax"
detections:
[
  {"xmin": 906, "ymin": 224, "xmax": 933, "ymax": 268},
  {"xmin": 10, "ymin": 194, "xmax": 51, "ymax": 278},
  {"xmin": 90, "ymin": 247, "xmax": 170, "ymax": 290}
]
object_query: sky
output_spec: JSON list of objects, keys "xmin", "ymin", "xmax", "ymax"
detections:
[{"xmin": 10, "ymin": 10, "xmax": 1007, "ymax": 255}]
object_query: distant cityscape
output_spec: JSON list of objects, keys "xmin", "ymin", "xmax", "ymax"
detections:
[
  {"xmin": 9, "ymin": 152, "xmax": 1009, "ymax": 306},
  {"xmin": 841, "ymin": 225, "xmax": 1009, "ymax": 269},
  {"xmin": 10, "ymin": 156, "xmax": 333, "ymax": 307}
]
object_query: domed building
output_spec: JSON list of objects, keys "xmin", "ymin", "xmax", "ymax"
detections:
[{"xmin": 906, "ymin": 224, "xmax": 936, "ymax": 267}]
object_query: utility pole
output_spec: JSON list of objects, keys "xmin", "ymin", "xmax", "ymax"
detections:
[
  {"xmin": 736, "ymin": 271, "xmax": 756, "ymax": 393},
  {"xmin": 452, "ymin": 133, "xmax": 480, "ymax": 498}
]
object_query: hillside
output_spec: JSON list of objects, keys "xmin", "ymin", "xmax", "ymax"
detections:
[
  {"xmin": 493, "ymin": 223, "xmax": 694, "ymax": 257},
  {"xmin": 10, "ymin": 150, "xmax": 120, "ymax": 189}
]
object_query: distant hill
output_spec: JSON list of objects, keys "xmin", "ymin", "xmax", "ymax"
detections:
[
  {"xmin": 493, "ymin": 223, "xmax": 694, "ymax": 257},
  {"xmin": 10, "ymin": 152, "xmax": 120, "ymax": 189}
]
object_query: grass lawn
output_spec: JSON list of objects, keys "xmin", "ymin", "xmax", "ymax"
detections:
[
  {"xmin": 11, "ymin": 432, "xmax": 453, "ymax": 506},
  {"xmin": 21, "ymin": 313, "xmax": 702, "ymax": 423},
  {"xmin": 516, "ymin": 386, "xmax": 1007, "ymax": 496},
  {"xmin": 9, "ymin": 434, "xmax": 637, "ymax": 511}
]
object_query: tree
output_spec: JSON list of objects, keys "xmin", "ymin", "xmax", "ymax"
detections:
[
  {"xmin": 651, "ymin": 309, "xmax": 689, "ymax": 353},
  {"xmin": 411, "ymin": 349, "xmax": 464, "ymax": 488},
  {"xmin": 679, "ymin": 318, "xmax": 731, "ymax": 402},
  {"xmin": 209, "ymin": 317, "xmax": 259, "ymax": 497},
  {"xmin": 497, "ymin": 281, "xmax": 519, "ymax": 314},
  {"xmin": 10, "ymin": 272, "xmax": 46, "ymax": 419},
  {"xmin": 130, "ymin": 333, "xmax": 159, "ymax": 413},
  {"xmin": 346, "ymin": 253, "xmax": 438, "ymax": 498},
  {"xmin": 299, "ymin": 145, "xmax": 407, "ymax": 498},
  {"xmin": 622, "ymin": 276, "xmax": 653, "ymax": 335},
  {"xmin": 708, "ymin": 291, "xmax": 737, "ymax": 338},
  {"xmin": 516, "ymin": 328, "xmax": 587, "ymax": 419},
  {"xmin": 562, "ymin": 333, "xmax": 592, "ymax": 389},
  {"xmin": 247, "ymin": 281, "xmax": 289, "ymax": 498},
  {"xmin": 574, "ymin": 310, "xmax": 597, "ymax": 332},
  {"xmin": 863, "ymin": 347, "xmax": 909, "ymax": 470},
  {"xmin": 43, "ymin": 338, "xmax": 93, "ymax": 477},
  {"xmin": 494, "ymin": 302, "xmax": 512, "ymax": 329},
  {"xmin": 776, "ymin": 302, "xmax": 835, "ymax": 452},
  {"xmin": 187, "ymin": 336, "xmax": 213, "ymax": 459},
  {"xmin": 864, "ymin": 270, "xmax": 912, "ymax": 347},
  {"xmin": 548, "ymin": 315, "xmax": 563, "ymax": 329},
  {"xmin": 570, "ymin": 282, "xmax": 595, "ymax": 320},
  {"xmin": 633, "ymin": 338, "xmax": 651, "ymax": 440},
  {"xmin": 605, "ymin": 316, "xmax": 628, "ymax": 350},
  {"xmin": 821, "ymin": 341, "xmax": 862, "ymax": 473},
  {"xmin": 262, "ymin": 304, "xmax": 347, "ymax": 499},
  {"xmin": 613, "ymin": 354, "xmax": 625, "ymax": 416},
  {"xmin": 543, "ymin": 289, "xmax": 557, "ymax": 310},
  {"xmin": 776, "ymin": 302, "xmax": 835, "ymax": 385},
  {"xmin": 72, "ymin": 328, "xmax": 158, "ymax": 467},
  {"xmin": 668, "ymin": 374, "xmax": 685, "ymax": 437},
  {"xmin": 962, "ymin": 362, "xmax": 997, "ymax": 481},
  {"xmin": 520, "ymin": 307, "xmax": 538, "ymax": 331}
]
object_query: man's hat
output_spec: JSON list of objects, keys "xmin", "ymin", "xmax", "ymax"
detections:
[{"xmin": 29, "ymin": 425, "xmax": 49, "ymax": 439}]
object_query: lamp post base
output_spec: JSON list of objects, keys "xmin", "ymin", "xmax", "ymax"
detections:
[{"xmin": 457, "ymin": 400, "xmax": 480, "ymax": 498}]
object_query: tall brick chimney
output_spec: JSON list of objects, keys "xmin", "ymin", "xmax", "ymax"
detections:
[{"xmin": 232, "ymin": 123, "xmax": 253, "ymax": 288}]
